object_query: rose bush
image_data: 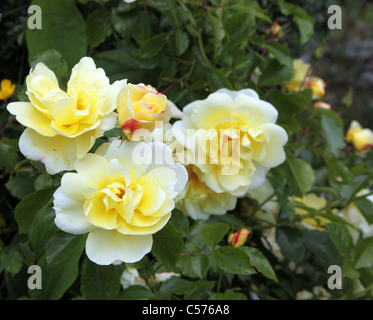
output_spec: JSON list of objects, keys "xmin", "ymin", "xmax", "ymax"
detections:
[{"xmin": 0, "ymin": 0, "xmax": 372, "ymax": 301}]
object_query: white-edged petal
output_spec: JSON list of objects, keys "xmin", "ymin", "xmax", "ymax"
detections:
[
  {"xmin": 53, "ymin": 187, "xmax": 95, "ymax": 234},
  {"xmin": 86, "ymin": 229, "xmax": 152, "ymax": 265}
]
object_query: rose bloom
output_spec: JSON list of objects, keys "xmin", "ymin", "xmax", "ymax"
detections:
[
  {"xmin": 117, "ymin": 83, "xmax": 171, "ymax": 141},
  {"xmin": 285, "ymin": 59, "xmax": 326, "ymax": 99},
  {"xmin": 346, "ymin": 120, "xmax": 373, "ymax": 152},
  {"xmin": 53, "ymin": 139, "xmax": 187, "ymax": 265},
  {"xmin": 0, "ymin": 79, "xmax": 16, "ymax": 100},
  {"xmin": 293, "ymin": 193, "xmax": 328, "ymax": 231},
  {"xmin": 7, "ymin": 57, "xmax": 126, "ymax": 174},
  {"xmin": 176, "ymin": 164, "xmax": 237, "ymax": 220},
  {"xmin": 173, "ymin": 88, "xmax": 288, "ymax": 196}
]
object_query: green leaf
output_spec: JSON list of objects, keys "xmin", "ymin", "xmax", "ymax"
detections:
[
  {"xmin": 326, "ymin": 222, "xmax": 354, "ymax": 257},
  {"xmin": 284, "ymin": 150, "xmax": 315, "ymax": 197},
  {"xmin": 191, "ymin": 255, "xmax": 210, "ymax": 280},
  {"xmin": 259, "ymin": 59, "xmax": 293, "ymax": 86},
  {"xmin": 241, "ymin": 247, "xmax": 278, "ymax": 282},
  {"xmin": 139, "ymin": 33, "xmax": 168, "ymax": 59},
  {"xmin": 29, "ymin": 203, "xmax": 58, "ymax": 261},
  {"xmin": 46, "ymin": 231, "xmax": 85, "ymax": 267},
  {"xmin": 5, "ymin": 171, "xmax": 36, "ymax": 200},
  {"xmin": 29, "ymin": 239, "xmax": 85, "ymax": 300},
  {"xmin": 201, "ymin": 223, "xmax": 229, "ymax": 250},
  {"xmin": 26, "ymin": 0, "xmax": 87, "ymax": 69},
  {"xmin": 159, "ymin": 278, "xmax": 214, "ymax": 299},
  {"xmin": 341, "ymin": 87, "xmax": 353, "ymax": 108},
  {"xmin": 304, "ymin": 230, "xmax": 342, "ymax": 267},
  {"xmin": 208, "ymin": 12, "xmax": 225, "ymax": 56},
  {"xmin": 269, "ymin": 89, "xmax": 312, "ymax": 131},
  {"xmin": 208, "ymin": 68, "xmax": 233, "ymax": 91},
  {"xmin": 263, "ymin": 42, "xmax": 292, "ymax": 68},
  {"xmin": 34, "ymin": 173, "xmax": 55, "ymax": 191},
  {"xmin": 14, "ymin": 187, "xmax": 58, "ymax": 234},
  {"xmin": 169, "ymin": 209, "xmax": 189, "ymax": 238},
  {"xmin": 224, "ymin": 12, "xmax": 254, "ymax": 48},
  {"xmin": 152, "ymin": 222, "xmax": 183, "ymax": 269},
  {"xmin": 185, "ymin": 220, "xmax": 207, "ymax": 252},
  {"xmin": 81, "ymin": 259, "xmax": 121, "ymax": 300},
  {"xmin": 86, "ymin": 8, "xmax": 111, "ymax": 49},
  {"xmin": 318, "ymin": 109, "xmax": 346, "ymax": 157},
  {"xmin": 338, "ymin": 175, "xmax": 370, "ymax": 207},
  {"xmin": 323, "ymin": 154, "xmax": 353, "ymax": 184},
  {"xmin": 279, "ymin": 3, "xmax": 314, "ymax": 44},
  {"xmin": 354, "ymin": 198, "xmax": 373, "ymax": 224},
  {"xmin": 276, "ymin": 227, "xmax": 305, "ymax": 264},
  {"xmin": 170, "ymin": 29, "xmax": 189, "ymax": 56},
  {"xmin": 209, "ymin": 289, "xmax": 247, "ymax": 300},
  {"xmin": 354, "ymin": 237, "xmax": 373, "ymax": 269},
  {"xmin": 293, "ymin": 10, "xmax": 314, "ymax": 45},
  {"xmin": 132, "ymin": 10, "xmax": 151, "ymax": 45},
  {"xmin": 212, "ymin": 246, "xmax": 255, "ymax": 275},
  {"xmin": 120, "ymin": 285, "xmax": 154, "ymax": 300},
  {"xmin": 0, "ymin": 141, "xmax": 18, "ymax": 173}
]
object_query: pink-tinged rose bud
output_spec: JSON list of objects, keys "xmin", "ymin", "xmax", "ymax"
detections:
[
  {"xmin": 266, "ymin": 22, "xmax": 284, "ymax": 38},
  {"xmin": 313, "ymin": 101, "xmax": 331, "ymax": 110},
  {"xmin": 117, "ymin": 83, "xmax": 171, "ymax": 141},
  {"xmin": 228, "ymin": 228, "xmax": 250, "ymax": 247}
]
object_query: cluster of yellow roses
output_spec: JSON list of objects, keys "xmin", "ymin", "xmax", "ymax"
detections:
[
  {"xmin": 7, "ymin": 57, "xmax": 290, "ymax": 264},
  {"xmin": 7, "ymin": 55, "xmax": 371, "ymax": 265}
]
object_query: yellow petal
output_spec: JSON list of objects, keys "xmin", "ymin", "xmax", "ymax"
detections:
[
  {"xmin": 7, "ymin": 102, "xmax": 56, "ymax": 137},
  {"xmin": 136, "ymin": 174, "xmax": 166, "ymax": 216}
]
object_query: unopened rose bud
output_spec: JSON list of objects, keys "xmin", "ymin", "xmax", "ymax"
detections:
[
  {"xmin": 266, "ymin": 22, "xmax": 283, "ymax": 38},
  {"xmin": 313, "ymin": 101, "xmax": 331, "ymax": 110},
  {"xmin": 0, "ymin": 79, "xmax": 15, "ymax": 100},
  {"xmin": 228, "ymin": 228, "xmax": 250, "ymax": 247},
  {"xmin": 117, "ymin": 83, "xmax": 171, "ymax": 141}
]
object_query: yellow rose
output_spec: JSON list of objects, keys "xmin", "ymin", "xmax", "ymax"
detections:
[
  {"xmin": 307, "ymin": 76, "xmax": 326, "ymax": 99},
  {"xmin": 293, "ymin": 193, "xmax": 328, "ymax": 230},
  {"xmin": 53, "ymin": 139, "xmax": 188, "ymax": 265},
  {"xmin": 117, "ymin": 83, "xmax": 171, "ymax": 141},
  {"xmin": 285, "ymin": 59, "xmax": 310, "ymax": 92},
  {"xmin": 285, "ymin": 59, "xmax": 326, "ymax": 99},
  {"xmin": 346, "ymin": 120, "xmax": 373, "ymax": 152},
  {"xmin": 228, "ymin": 228, "xmax": 250, "ymax": 247},
  {"xmin": 176, "ymin": 165, "xmax": 237, "ymax": 220},
  {"xmin": 173, "ymin": 88, "xmax": 288, "ymax": 196},
  {"xmin": 7, "ymin": 57, "xmax": 126, "ymax": 174},
  {"xmin": 0, "ymin": 79, "xmax": 16, "ymax": 100}
]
